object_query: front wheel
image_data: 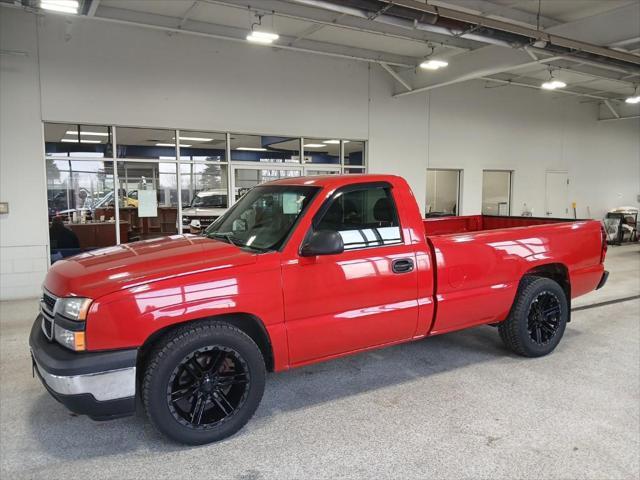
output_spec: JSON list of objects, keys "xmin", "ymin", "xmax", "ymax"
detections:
[
  {"xmin": 498, "ymin": 276, "xmax": 568, "ymax": 357},
  {"xmin": 142, "ymin": 321, "xmax": 266, "ymax": 445}
]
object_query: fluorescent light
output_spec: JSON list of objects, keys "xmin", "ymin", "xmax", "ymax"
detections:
[
  {"xmin": 541, "ymin": 80, "xmax": 567, "ymax": 90},
  {"xmin": 322, "ymin": 140, "xmax": 340, "ymax": 144},
  {"xmin": 246, "ymin": 31, "xmax": 279, "ymax": 44},
  {"xmin": 420, "ymin": 59, "xmax": 448, "ymax": 70},
  {"xmin": 61, "ymin": 138, "xmax": 101, "ymax": 144},
  {"xmin": 40, "ymin": 0, "xmax": 78, "ymax": 14},
  {"xmin": 237, "ymin": 147, "xmax": 267, "ymax": 151},
  {"xmin": 156, "ymin": 142, "xmax": 188, "ymax": 147},
  {"xmin": 65, "ymin": 130, "xmax": 109, "ymax": 137},
  {"xmin": 625, "ymin": 96, "xmax": 640, "ymax": 104},
  {"xmin": 177, "ymin": 136, "xmax": 213, "ymax": 142},
  {"xmin": 304, "ymin": 144, "xmax": 326, "ymax": 148}
]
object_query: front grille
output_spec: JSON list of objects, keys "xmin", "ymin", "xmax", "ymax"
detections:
[
  {"xmin": 42, "ymin": 291, "xmax": 56, "ymax": 312},
  {"xmin": 40, "ymin": 290, "xmax": 57, "ymax": 341}
]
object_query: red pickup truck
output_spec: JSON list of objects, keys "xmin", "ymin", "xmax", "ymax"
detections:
[{"xmin": 30, "ymin": 174, "xmax": 608, "ymax": 444}]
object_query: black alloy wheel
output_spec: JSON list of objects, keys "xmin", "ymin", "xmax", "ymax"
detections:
[
  {"xmin": 143, "ymin": 321, "xmax": 266, "ymax": 445},
  {"xmin": 526, "ymin": 291, "xmax": 562, "ymax": 345}
]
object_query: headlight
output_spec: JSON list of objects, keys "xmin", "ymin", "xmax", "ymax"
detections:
[
  {"xmin": 54, "ymin": 324, "xmax": 86, "ymax": 351},
  {"xmin": 54, "ymin": 297, "xmax": 91, "ymax": 351},
  {"xmin": 58, "ymin": 297, "xmax": 92, "ymax": 321}
]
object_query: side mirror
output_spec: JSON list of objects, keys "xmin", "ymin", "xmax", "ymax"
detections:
[{"xmin": 300, "ymin": 230, "xmax": 344, "ymax": 257}]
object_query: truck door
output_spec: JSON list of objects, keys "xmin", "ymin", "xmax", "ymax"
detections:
[{"xmin": 281, "ymin": 182, "xmax": 420, "ymax": 365}]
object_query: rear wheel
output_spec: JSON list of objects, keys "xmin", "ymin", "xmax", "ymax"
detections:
[
  {"xmin": 498, "ymin": 276, "xmax": 568, "ymax": 357},
  {"xmin": 142, "ymin": 321, "xmax": 265, "ymax": 445}
]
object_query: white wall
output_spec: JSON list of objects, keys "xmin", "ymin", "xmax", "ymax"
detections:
[{"xmin": 1, "ymin": 7, "xmax": 639, "ymax": 300}]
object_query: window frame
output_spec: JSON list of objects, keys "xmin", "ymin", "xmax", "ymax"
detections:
[{"xmin": 304, "ymin": 181, "xmax": 404, "ymax": 253}]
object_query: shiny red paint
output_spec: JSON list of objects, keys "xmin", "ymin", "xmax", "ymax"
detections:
[{"xmin": 43, "ymin": 175, "xmax": 606, "ymax": 371}]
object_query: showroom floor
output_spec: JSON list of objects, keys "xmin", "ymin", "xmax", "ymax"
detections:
[{"xmin": 1, "ymin": 245, "xmax": 638, "ymax": 479}]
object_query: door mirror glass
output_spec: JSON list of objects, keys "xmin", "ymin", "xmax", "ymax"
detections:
[{"xmin": 301, "ymin": 230, "xmax": 344, "ymax": 257}]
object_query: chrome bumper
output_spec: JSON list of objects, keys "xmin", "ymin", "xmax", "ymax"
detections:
[{"xmin": 32, "ymin": 356, "xmax": 136, "ymax": 402}]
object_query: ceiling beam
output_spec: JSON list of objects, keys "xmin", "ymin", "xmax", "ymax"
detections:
[
  {"xmin": 379, "ymin": 62, "xmax": 412, "ymax": 91},
  {"xmin": 86, "ymin": 0, "xmax": 100, "ymax": 17},
  {"xmin": 379, "ymin": 0, "xmax": 640, "ymax": 66},
  {"xmin": 179, "ymin": 1, "xmax": 199, "ymax": 29},
  {"xmin": 599, "ymin": 114, "xmax": 640, "ymax": 122},
  {"xmin": 603, "ymin": 100, "xmax": 620, "ymax": 118},
  {"xmin": 394, "ymin": 56, "xmax": 563, "ymax": 97},
  {"xmin": 482, "ymin": 77, "xmax": 614, "ymax": 101}
]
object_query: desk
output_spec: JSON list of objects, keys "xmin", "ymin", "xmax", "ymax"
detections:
[{"xmin": 66, "ymin": 222, "xmax": 129, "ymax": 249}]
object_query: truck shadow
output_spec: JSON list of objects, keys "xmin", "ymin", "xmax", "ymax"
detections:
[{"xmin": 26, "ymin": 325, "xmax": 582, "ymax": 459}]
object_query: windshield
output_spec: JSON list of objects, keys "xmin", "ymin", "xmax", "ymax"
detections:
[
  {"xmin": 191, "ymin": 192, "xmax": 228, "ymax": 208},
  {"xmin": 204, "ymin": 185, "xmax": 319, "ymax": 251}
]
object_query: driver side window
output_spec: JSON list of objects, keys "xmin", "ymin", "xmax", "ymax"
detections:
[{"xmin": 316, "ymin": 185, "xmax": 402, "ymax": 250}]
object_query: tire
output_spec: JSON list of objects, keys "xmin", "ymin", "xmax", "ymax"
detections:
[
  {"xmin": 142, "ymin": 321, "xmax": 266, "ymax": 445},
  {"xmin": 498, "ymin": 276, "xmax": 568, "ymax": 357}
]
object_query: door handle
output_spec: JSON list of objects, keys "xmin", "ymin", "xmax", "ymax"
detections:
[{"xmin": 392, "ymin": 258, "xmax": 414, "ymax": 274}]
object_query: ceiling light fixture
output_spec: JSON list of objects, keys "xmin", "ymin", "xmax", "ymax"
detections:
[
  {"xmin": 304, "ymin": 144, "xmax": 326, "ymax": 148},
  {"xmin": 40, "ymin": 0, "xmax": 79, "ymax": 14},
  {"xmin": 419, "ymin": 59, "xmax": 448, "ymax": 70},
  {"xmin": 237, "ymin": 147, "xmax": 267, "ymax": 151},
  {"xmin": 541, "ymin": 67, "xmax": 566, "ymax": 90},
  {"xmin": 625, "ymin": 86, "xmax": 640, "ymax": 104},
  {"xmin": 322, "ymin": 140, "xmax": 341, "ymax": 144},
  {"xmin": 156, "ymin": 142, "xmax": 189, "ymax": 147},
  {"xmin": 61, "ymin": 138, "xmax": 101, "ymax": 144},
  {"xmin": 246, "ymin": 14, "xmax": 279, "ymax": 44},
  {"xmin": 65, "ymin": 130, "xmax": 109, "ymax": 137},
  {"xmin": 176, "ymin": 136, "xmax": 213, "ymax": 142}
]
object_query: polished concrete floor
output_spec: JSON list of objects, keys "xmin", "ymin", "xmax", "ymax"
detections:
[{"xmin": 1, "ymin": 244, "xmax": 638, "ymax": 479}]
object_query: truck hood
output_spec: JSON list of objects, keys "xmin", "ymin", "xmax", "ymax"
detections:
[{"xmin": 44, "ymin": 235, "xmax": 256, "ymax": 299}]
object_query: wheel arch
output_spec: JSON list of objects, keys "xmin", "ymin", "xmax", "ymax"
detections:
[
  {"xmin": 522, "ymin": 263, "xmax": 571, "ymax": 321},
  {"xmin": 137, "ymin": 313, "xmax": 275, "ymax": 375}
]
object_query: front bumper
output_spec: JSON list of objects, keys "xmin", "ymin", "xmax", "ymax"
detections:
[{"xmin": 29, "ymin": 316, "xmax": 137, "ymax": 420}]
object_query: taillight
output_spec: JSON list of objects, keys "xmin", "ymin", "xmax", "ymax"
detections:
[{"xmin": 599, "ymin": 223, "xmax": 608, "ymax": 263}]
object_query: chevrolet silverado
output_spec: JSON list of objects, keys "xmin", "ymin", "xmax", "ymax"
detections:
[{"xmin": 30, "ymin": 174, "xmax": 608, "ymax": 444}]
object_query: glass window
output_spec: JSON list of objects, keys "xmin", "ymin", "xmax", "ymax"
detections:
[
  {"xmin": 46, "ymin": 159, "xmax": 116, "ymax": 262},
  {"xmin": 233, "ymin": 167, "xmax": 301, "ymax": 201},
  {"xmin": 230, "ymin": 134, "xmax": 300, "ymax": 163},
  {"xmin": 316, "ymin": 185, "xmax": 401, "ymax": 250},
  {"xmin": 303, "ymin": 138, "xmax": 340, "ymax": 164},
  {"xmin": 344, "ymin": 167, "xmax": 366, "ymax": 175},
  {"xmin": 180, "ymin": 163, "xmax": 229, "ymax": 232},
  {"xmin": 116, "ymin": 161, "xmax": 179, "ymax": 241},
  {"xmin": 426, "ymin": 169, "xmax": 460, "ymax": 216},
  {"xmin": 343, "ymin": 140, "xmax": 365, "ymax": 166},
  {"xmin": 205, "ymin": 185, "xmax": 318, "ymax": 252},
  {"xmin": 482, "ymin": 170, "xmax": 512, "ymax": 216},
  {"xmin": 178, "ymin": 130, "xmax": 226, "ymax": 162},
  {"xmin": 45, "ymin": 123, "xmax": 112, "ymax": 158},
  {"xmin": 116, "ymin": 127, "xmax": 176, "ymax": 160}
]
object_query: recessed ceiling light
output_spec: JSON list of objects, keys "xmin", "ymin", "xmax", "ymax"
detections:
[
  {"xmin": 65, "ymin": 130, "xmax": 109, "ymax": 137},
  {"xmin": 304, "ymin": 144, "xmax": 326, "ymax": 148},
  {"xmin": 156, "ymin": 142, "xmax": 188, "ymax": 147},
  {"xmin": 40, "ymin": 0, "xmax": 78, "ymax": 14},
  {"xmin": 420, "ymin": 59, "xmax": 448, "ymax": 70},
  {"xmin": 61, "ymin": 138, "xmax": 101, "ymax": 144},
  {"xmin": 541, "ymin": 80, "xmax": 567, "ymax": 90},
  {"xmin": 176, "ymin": 136, "xmax": 213, "ymax": 142},
  {"xmin": 322, "ymin": 140, "xmax": 340, "ymax": 144},
  {"xmin": 237, "ymin": 147, "xmax": 267, "ymax": 151},
  {"xmin": 246, "ymin": 31, "xmax": 279, "ymax": 44}
]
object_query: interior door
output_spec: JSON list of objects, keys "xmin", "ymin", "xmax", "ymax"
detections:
[
  {"xmin": 545, "ymin": 171, "xmax": 569, "ymax": 217},
  {"xmin": 281, "ymin": 183, "xmax": 420, "ymax": 365}
]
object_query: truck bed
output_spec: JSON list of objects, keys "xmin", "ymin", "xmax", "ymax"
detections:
[{"xmin": 423, "ymin": 214, "xmax": 575, "ymax": 236}]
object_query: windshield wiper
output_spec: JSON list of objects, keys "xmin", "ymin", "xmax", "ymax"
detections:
[{"xmin": 208, "ymin": 231, "xmax": 241, "ymax": 248}]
